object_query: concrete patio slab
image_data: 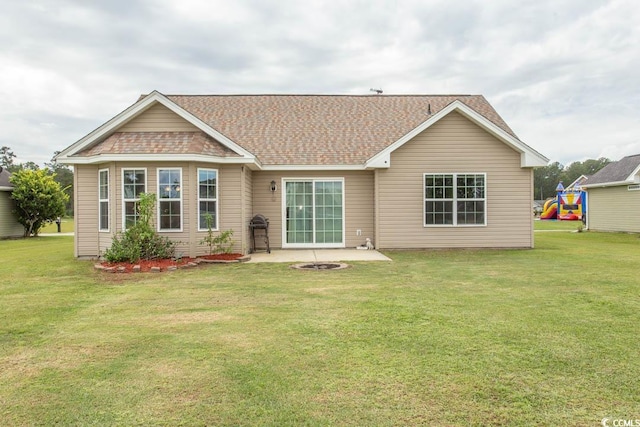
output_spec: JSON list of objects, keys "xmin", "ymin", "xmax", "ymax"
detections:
[{"xmin": 247, "ymin": 249, "xmax": 391, "ymax": 263}]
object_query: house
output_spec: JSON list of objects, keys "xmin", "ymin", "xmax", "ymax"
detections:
[
  {"xmin": 582, "ymin": 154, "xmax": 640, "ymax": 233},
  {"xmin": 55, "ymin": 91, "xmax": 548, "ymax": 258},
  {"xmin": 0, "ymin": 167, "xmax": 24, "ymax": 238}
]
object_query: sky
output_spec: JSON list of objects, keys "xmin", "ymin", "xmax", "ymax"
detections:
[{"xmin": 1, "ymin": 0, "xmax": 639, "ymax": 167}]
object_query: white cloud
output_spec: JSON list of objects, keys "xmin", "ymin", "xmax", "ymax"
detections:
[{"xmin": 0, "ymin": 0, "xmax": 639, "ymax": 166}]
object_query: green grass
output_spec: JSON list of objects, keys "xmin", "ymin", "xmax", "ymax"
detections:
[
  {"xmin": 39, "ymin": 217, "xmax": 75, "ymax": 233},
  {"xmin": 534, "ymin": 219, "xmax": 583, "ymax": 231},
  {"xmin": 1, "ymin": 232, "xmax": 639, "ymax": 426}
]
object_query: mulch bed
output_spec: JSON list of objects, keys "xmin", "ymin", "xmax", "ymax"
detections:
[{"xmin": 96, "ymin": 253, "xmax": 247, "ymax": 273}]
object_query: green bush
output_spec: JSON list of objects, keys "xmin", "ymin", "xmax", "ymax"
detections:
[
  {"xmin": 200, "ymin": 214, "xmax": 234, "ymax": 255},
  {"xmin": 103, "ymin": 193, "xmax": 176, "ymax": 263},
  {"xmin": 9, "ymin": 168, "xmax": 68, "ymax": 237}
]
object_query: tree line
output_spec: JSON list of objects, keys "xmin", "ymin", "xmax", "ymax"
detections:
[{"xmin": 533, "ymin": 157, "xmax": 610, "ymax": 200}]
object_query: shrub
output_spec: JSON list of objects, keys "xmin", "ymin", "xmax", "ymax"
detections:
[
  {"xmin": 103, "ymin": 193, "xmax": 176, "ymax": 263},
  {"xmin": 200, "ymin": 213, "xmax": 234, "ymax": 255},
  {"xmin": 10, "ymin": 168, "xmax": 68, "ymax": 237}
]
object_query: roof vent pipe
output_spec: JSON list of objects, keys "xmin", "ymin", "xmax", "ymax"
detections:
[{"xmin": 427, "ymin": 103, "xmax": 431, "ymax": 114}]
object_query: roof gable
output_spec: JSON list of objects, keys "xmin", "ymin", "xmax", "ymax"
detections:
[
  {"xmin": 583, "ymin": 154, "xmax": 640, "ymax": 187},
  {"xmin": 55, "ymin": 91, "xmax": 256, "ymax": 165},
  {"xmin": 366, "ymin": 100, "xmax": 548, "ymax": 168}
]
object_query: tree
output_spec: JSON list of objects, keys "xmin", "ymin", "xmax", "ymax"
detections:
[
  {"xmin": 1, "ymin": 146, "xmax": 17, "ymax": 172},
  {"xmin": 534, "ymin": 161, "xmax": 564, "ymax": 199},
  {"xmin": 45, "ymin": 151, "xmax": 74, "ymax": 216},
  {"xmin": 563, "ymin": 157, "xmax": 610, "ymax": 186},
  {"xmin": 10, "ymin": 169, "xmax": 69, "ymax": 237}
]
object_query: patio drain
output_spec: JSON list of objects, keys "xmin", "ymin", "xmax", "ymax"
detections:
[{"xmin": 291, "ymin": 262, "xmax": 350, "ymax": 271}]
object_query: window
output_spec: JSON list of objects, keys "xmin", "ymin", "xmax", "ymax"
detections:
[
  {"xmin": 424, "ymin": 173, "xmax": 486, "ymax": 226},
  {"xmin": 158, "ymin": 168, "xmax": 182, "ymax": 231},
  {"xmin": 98, "ymin": 169, "xmax": 109, "ymax": 231},
  {"xmin": 122, "ymin": 168, "xmax": 146, "ymax": 229},
  {"xmin": 198, "ymin": 168, "xmax": 218, "ymax": 230}
]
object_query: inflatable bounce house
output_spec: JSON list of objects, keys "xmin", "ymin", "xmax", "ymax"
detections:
[{"xmin": 540, "ymin": 182, "xmax": 587, "ymax": 221}]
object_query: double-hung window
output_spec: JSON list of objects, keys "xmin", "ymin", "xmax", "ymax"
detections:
[
  {"xmin": 158, "ymin": 168, "xmax": 182, "ymax": 232},
  {"xmin": 424, "ymin": 173, "xmax": 486, "ymax": 226},
  {"xmin": 98, "ymin": 169, "xmax": 109, "ymax": 232},
  {"xmin": 198, "ymin": 168, "xmax": 218, "ymax": 230},
  {"xmin": 122, "ymin": 169, "xmax": 146, "ymax": 229}
]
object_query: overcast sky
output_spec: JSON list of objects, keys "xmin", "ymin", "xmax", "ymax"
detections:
[{"xmin": 1, "ymin": 0, "xmax": 639, "ymax": 167}]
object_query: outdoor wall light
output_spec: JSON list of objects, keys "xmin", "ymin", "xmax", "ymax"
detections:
[{"xmin": 270, "ymin": 180, "xmax": 277, "ymax": 193}]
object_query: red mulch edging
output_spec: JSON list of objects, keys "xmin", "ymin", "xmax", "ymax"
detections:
[{"xmin": 95, "ymin": 253, "xmax": 247, "ymax": 273}]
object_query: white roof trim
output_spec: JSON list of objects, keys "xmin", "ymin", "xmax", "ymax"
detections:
[
  {"xmin": 583, "ymin": 180, "xmax": 634, "ymax": 189},
  {"xmin": 60, "ymin": 153, "xmax": 260, "ymax": 166},
  {"xmin": 627, "ymin": 163, "xmax": 640, "ymax": 182},
  {"xmin": 55, "ymin": 90, "xmax": 255, "ymax": 162},
  {"xmin": 365, "ymin": 100, "xmax": 549, "ymax": 169},
  {"xmin": 0, "ymin": 186, "xmax": 12, "ymax": 191}
]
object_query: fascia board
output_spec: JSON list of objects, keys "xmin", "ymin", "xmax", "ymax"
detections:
[
  {"xmin": 583, "ymin": 180, "xmax": 632, "ymax": 189},
  {"xmin": 0, "ymin": 186, "xmax": 13, "ymax": 191},
  {"xmin": 365, "ymin": 100, "xmax": 549, "ymax": 169},
  {"xmin": 625, "ymin": 163, "xmax": 640, "ymax": 182},
  {"xmin": 55, "ymin": 90, "xmax": 255, "ymax": 161},
  {"xmin": 58, "ymin": 154, "xmax": 259, "ymax": 166}
]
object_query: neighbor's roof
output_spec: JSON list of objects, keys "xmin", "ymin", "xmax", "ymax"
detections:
[
  {"xmin": 0, "ymin": 168, "xmax": 12, "ymax": 190},
  {"xmin": 583, "ymin": 154, "xmax": 640, "ymax": 187}
]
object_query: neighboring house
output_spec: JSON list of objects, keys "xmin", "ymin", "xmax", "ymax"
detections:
[
  {"xmin": 0, "ymin": 167, "xmax": 24, "ymax": 238},
  {"xmin": 582, "ymin": 154, "xmax": 640, "ymax": 233},
  {"xmin": 566, "ymin": 174, "xmax": 590, "ymax": 190},
  {"xmin": 55, "ymin": 91, "xmax": 548, "ymax": 258}
]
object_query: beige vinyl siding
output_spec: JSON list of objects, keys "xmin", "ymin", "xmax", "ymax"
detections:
[
  {"xmin": 205, "ymin": 164, "xmax": 244, "ymax": 254},
  {"xmin": 118, "ymin": 104, "xmax": 199, "ymax": 132},
  {"xmin": 252, "ymin": 171, "xmax": 374, "ymax": 249},
  {"xmin": 377, "ymin": 111, "xmax": 534, "ymax": 249},
  {"xmin": 242, "ymin": 167, "xmax": 253, "ymax": 253},
  {"xmin": 74, "ymin": 161, "xmax": 245, "ymax": 258},
  {"xmin": 0, "ymin": 191, "xmax": 24, "ymax": 238},
  {"xmin": 75, "ymin": 165, "xmax": 99, "ymax": 257},
  {"xmin": 587, "ymin": 186, "xmax": 640, "ymax": 232}
]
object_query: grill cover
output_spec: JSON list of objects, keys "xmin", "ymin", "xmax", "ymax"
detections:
[{"xmin": 250, "ymin": 214, "xmax": 269, "ymax": 229}]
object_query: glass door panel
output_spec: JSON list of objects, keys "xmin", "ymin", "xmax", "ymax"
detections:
[{"xmin": 284, "ymin": 179, "xmax": 344, "ymax": 247}]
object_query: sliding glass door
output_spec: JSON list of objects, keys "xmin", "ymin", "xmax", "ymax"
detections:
[{"xmin": 284, "ymin": 179, "xmax": 344, "ymax": 247}]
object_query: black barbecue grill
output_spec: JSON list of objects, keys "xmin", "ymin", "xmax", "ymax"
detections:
[{"xmin": 249, "ymin": 214, "xmax": 270, "ymax": 253}]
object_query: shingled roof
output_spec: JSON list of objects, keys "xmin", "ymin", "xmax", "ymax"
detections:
[
  {"xmin": 79, "ymin": 131, "xmax": 240, "ymax": 158},
  {"xmin": 584, "ymin": 154, "xmax": 640, "ymax": 187},
  {"xmin": 59, "ymin": 91, "xmax": 548, "ymax": 168},
  {"xmin": 165, "ymin": 94, "xmax": 518, "ymax": 166}
]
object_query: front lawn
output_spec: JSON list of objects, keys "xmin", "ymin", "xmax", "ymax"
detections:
[{"xmin": 1, "ymin": 232, "xmax": 638, "ymax": 425}]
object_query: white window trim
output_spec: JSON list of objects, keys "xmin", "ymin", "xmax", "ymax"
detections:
[
  {"xmin": 423, "ymin": 172, "xmax": 487, "ymax": 227},
  {"xmin": 121, "ymin": 168, "xmax": 147, "ymax": 230},
  {"xmin": 197, "ymin": 168, "xmax": 219, "ymax": 232},
  {"xmin": 281, "ymin": 177, "xmax": 346, "ymax": 249},
  {"xmin": 157, "ymin": 167, "xmax": 183, "ymax": 233},
  {"xmin": 98, "ymin": 168, "xmax": 110, "ymax": 232}
]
